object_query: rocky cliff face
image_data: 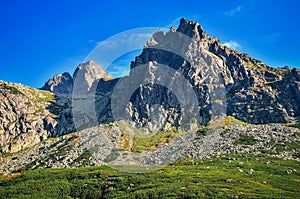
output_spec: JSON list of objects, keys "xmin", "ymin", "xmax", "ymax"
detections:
[
  {"xmin": 73, "ymin": 60, "xmax": 112, "ymax": 95},
  {"xmin": 42, "ymin": 60, "xmax": 112, "ymax": 95},
  {"xmin": 93, "ymin": 18, "xmax": 299, "ymax": 131},
  {"xmin": 42, "ymin": 72, "xmax": 73, "ymax": 94},
  {"xmin": 0, "ymin": 81, "xmax": 75, "ymax": 153},
  {"xmin": 39, "ymin": 60, "xmax": 113, "ymax": 134},
  {"xmin": 0, "ymin": 81, "xmax": 56, "ymax": 153}
]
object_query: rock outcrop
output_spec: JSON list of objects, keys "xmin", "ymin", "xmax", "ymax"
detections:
[
  {"xmin": 93, "ymin": 18, "xmax": 299, "ymax": 131},
  {"xmin": 0, "ymin": 81, "xmax": 56, "ymax": 153},
  {"xmin": 42, "ymin": 72, "xmax": 73, "ymax": 94},
  {"xmin": 42, "ymin": 60, "xmax": 112, "ymax": 95},
  {"xmin": 0, "ymin": 81, "xmax": 75, "ymax": 153},
  {"xmin": 73, "ymin": 60, "xmax": 112, "ymax": 95}
]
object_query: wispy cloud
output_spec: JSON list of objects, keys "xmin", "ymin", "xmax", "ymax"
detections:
[
  {"xmin": 165, "ymin": 17, "xmax": 183, "ymax": 29},
  {"xmin": 224, "ymin": 6, "xmax": 242, "ymax": 17},
  {"xmin": 223, "ymin": 40, "xmax": 241, "ymax": 50},
  {"xmin": 262, "ymin": 33, "xmax": 280, "ymax": 43},
  {"xmin": 108, "ymin": 64, "xmax": 130, "ymax": 77},
  {"xmin": 85, "ymin": 28, "xmax": 159, "ymax": 70},
  {"xmin": 96, "ymin": 32, "xmax": 154, "ymax": 50}
]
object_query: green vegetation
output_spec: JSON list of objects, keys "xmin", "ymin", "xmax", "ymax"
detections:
[
  {"xmin": 27, "ymin": 87, "xmax": 55, "ymax": 103},
  {"xmin": 0, "ymin": 154, "xmax": 299, "ymax": 198},
  {"xmin": 0, "ymin": 152, "xmax": 11, "ymax": 158},
  {"xmin": 72, "ymin": 150, "xmax": 93, "ymax": 166},
  {"xmin": 224, "ymin": 116, "xmax": 247, "ymax": 126},
  {"xmin": 117, "ymin": 121, "xmax": 185, "ymax": 153},
  {"xmin": 234, "ymin": 134, "xmax": 256, "ymax": 145},
  {"xmin": 132, "ymin": 129, "xmax": 182, "ymax": 153},
  {"xmin": 287, "ymin": 122, "xmax": 300, "ymax": 129},
  {"xmin": 195, "ymin": 128, "xmax": 208, "ymax": 138},
  {"xmin": 103, "ymin": 151, "xmax": 120, "ymax": 163},
  {"xmin": 34, "ymin": 107, "xmax": 45, "ymax": 114},
  {"xmin": 2, "ymin": 85, "xmax": 24, "ymax": 95},
  {"xmin": 266, "ymin": 139, "xmax": 300, "ymax": 154}
]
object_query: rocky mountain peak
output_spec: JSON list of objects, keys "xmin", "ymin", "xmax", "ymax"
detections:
[
  {"xmin": 42, "ymin": 60, "xmax": 113, "ymax": 95},
  {"xmin": 73, "ymin": 60, "xmax": 112, "ymax": 95},
  {"xmin": 176, "ymin": 18, "xmax": 207, "ymax": 40},
  {"xmin": 41, "ymin": 72, "xmax": 73, "ymax": 94},
  {"xmin": 73, "ymin": 60, "xmax": 110, "ymax": 79},
  {"xmin": 126, "ymin": 18, "xmax": 300, "ymax": 128}
]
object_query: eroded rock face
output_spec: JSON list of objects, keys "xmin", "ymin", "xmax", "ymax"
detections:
[
  {"xmin": 42, "ymin": 60, "xmax": 113, "ymax": 96},
  {"xmin": 0, "ymin": 81, "xmax": 76, "ymax": 153},
  {"xmin": 124, "ymin": 18, "xmax": 299, "ymax": 126},
  {"xmin": 272, "ymin": 69, "xmax": 300, "ymax": 118},
  {"xmin": 42, "ymin": 72, "xmax": 73, "ymax": 94},
  {"xmin": 73, "ymin": 60, "xmax": 112, "ymax": 95},
  {"xmin": 0, "ymin": 81, "xmax": 56, "ymax": 153}
]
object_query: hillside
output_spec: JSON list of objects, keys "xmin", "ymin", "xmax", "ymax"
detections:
[{"xmin": 0, "ymin": 154, "xmax": 299, "ymax": 198}]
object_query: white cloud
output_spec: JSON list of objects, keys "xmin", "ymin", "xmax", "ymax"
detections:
[
  {"xmin": 224, "ymin": 6, "xmax": 242, "ymax": 17},
  {"xmin": 223, "ymin": 40, "xmax": 241, "ymax": 50}
]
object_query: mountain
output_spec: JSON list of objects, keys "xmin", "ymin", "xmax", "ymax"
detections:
[
  {"xmin": 73, "ymin": 60, "xmax": 112, "ymax": 95},
  {"xmin": 42, "ymin": 60, "xmax": 112, "ymax": 95},
  {"xmin": 91, "ymin": 18, "xmax": 300, "ymax": 132},
  {"xmin": 40, "ymin": 18, "xmax": 300, "ymax": 131},
  {"xmin": 130, "ymin": 18, "xmax": 299, "ymax": 124},
  {"xmin": 0, "ymin": 18, "xmax": 299, "ymax": 174},
  {"xmin": 42, "ymin": 72, "xmax": 73, "ymax": 94},
  {"xmin": 0, "ymin": 81, "xmax": 56, "ymax": 153}
]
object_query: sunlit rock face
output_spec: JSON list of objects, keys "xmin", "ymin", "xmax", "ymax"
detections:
[{"xmin": 42, "ymin": 72, "xmax": 73, "ymax": 94}]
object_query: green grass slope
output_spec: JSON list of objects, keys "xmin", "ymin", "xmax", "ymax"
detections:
[{"xmin": 0, "ymin": 154, "xmax": 299, "ymax": 198}]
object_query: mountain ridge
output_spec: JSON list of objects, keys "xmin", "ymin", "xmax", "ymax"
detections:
[{"xmin": 0, "ymin": 18, "xmax": 299, "ymax": 171}]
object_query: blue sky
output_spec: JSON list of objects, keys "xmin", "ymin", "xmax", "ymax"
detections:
[{"xmin": 0, "ymin": 0, "xmax": 299, "ymax": 88}]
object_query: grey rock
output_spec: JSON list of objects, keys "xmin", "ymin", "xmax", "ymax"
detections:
[
  {"xmin": 73, "ymin": 60, "xmax": 112, "ymax": 95},
  {"xmin": 41, "ymin": 72, "xmax": 73, "ymax": 94}
]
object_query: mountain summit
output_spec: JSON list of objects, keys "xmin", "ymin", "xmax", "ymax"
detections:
[
  {"xmin": 111, "ymin": 18, "xmax": 299, "ymax": 129},
  {"xmin": 42, "ymin": 18, "xmax": 299, "ymax": 131},
  {"xmin": 42, "ymin": 60, "xmax": 112, "ymax": 95},
  {"xmin": 42, "ymin": 72, "xmax": 73, "ymax": 94}
]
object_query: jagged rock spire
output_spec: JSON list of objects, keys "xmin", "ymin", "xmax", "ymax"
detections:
[{"xmin": 176, "ymin": 18, "xmax": 208, "ymax": 40}]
